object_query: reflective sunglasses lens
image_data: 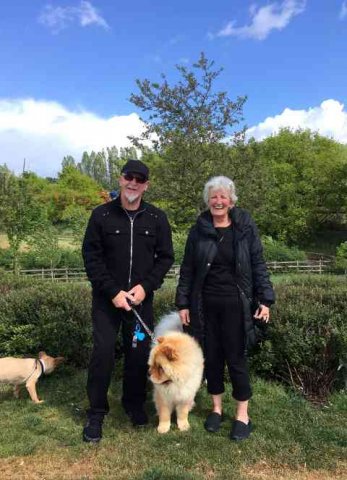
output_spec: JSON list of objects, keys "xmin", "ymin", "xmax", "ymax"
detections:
[{"xmin": 123, "ymin": 173, "xmax": 146, "ymax": 184}]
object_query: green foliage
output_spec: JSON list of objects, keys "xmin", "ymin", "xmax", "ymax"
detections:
[
  {"xmin": 0, "ymin": 168, "xmax": 49, "ymax": 271},
  {"xmin": 250, "ymin": 275, "xmax": 347, "ymax": 399},
  {"xmin": 262, "ymin": 236, "xmax": 307, "ymax": 261},
  {"xmin": 172, "ymin": 230, "xmax": 190, "ymax": 264},
  {"xmin": 26, "ymin": 225, "xmax": 62, "ymax": 268},
  {"xmin": 130, "ymin": 53, "xmax": 246, "ymax": 228},
  {"xmin": 60, "ymin": 204, "xmax": 90, "ymax": 244},
  {"xmin": 0, "ymin": 278, "xmax": 176, "ymax": 368},
  {"xmin": 254, "ymin": 128, "xmax": 347, "ymax": 243},
  {"xmin": 0, "ymin": 247, "xmax": 13, "ymax": 269},
  {"xmin": 335, "ymin": 241, "xmax": 347, "ymax": 272},
  {"xmin": 0, "ymin": 282, "xmax": 92, "ymax": 367}
]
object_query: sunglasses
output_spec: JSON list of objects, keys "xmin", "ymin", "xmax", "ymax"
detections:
[{"xmin": 122, "ymin": 173, "xmax": 147, "ymax": 184}]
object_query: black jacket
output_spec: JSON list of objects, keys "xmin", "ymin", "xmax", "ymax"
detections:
[
  {"xmin": 82, "ymin": 196, "xmax": 174, "ymax": 301},
  {"xmin": 175, "ymin": 207, "xmax": 275, "ymax": 350}
]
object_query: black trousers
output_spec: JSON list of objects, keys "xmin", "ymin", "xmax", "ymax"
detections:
[
  {"xmin": 87, "ymin": 296, "xmax": 154, "ymax": 417},
  {"xmin": 203, "ymin": 294, "xmax": 252, "ymax": 402}
]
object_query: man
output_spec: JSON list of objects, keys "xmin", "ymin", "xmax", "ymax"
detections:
[{"xmin": 82, "ymin": 159, "xmax": 174, "ymax": 442}]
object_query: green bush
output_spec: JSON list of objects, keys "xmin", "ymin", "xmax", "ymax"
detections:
[
  {"xmin": 0, "ymin": 278, "xmax": 176, "ymax": 368},
  {"xmin": 250, "ymin": 275, "xmax": 347, "ymax": 399},
  {"xmin": 0, "ymin": 282, "xmax": 92, "ymax": 367},
  {"xmin": 0, "ymin": 248, "xmax": 14, "ymax": 269},
  {"xmin": 19, "ymin": 248, "xmax": 84, "ymax": 269},
  {"xmin": 335, "ymin": 241, "xmax": 347, "ymax": 273},
  {"xmin": 172, "ymin": 231, "xmax": 189, "ymax": 265},
  {"xmin": 262, "ymin": 236, "xmax": 307, "ymax": 261}
]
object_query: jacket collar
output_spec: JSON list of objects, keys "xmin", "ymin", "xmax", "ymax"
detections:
[
  {"xmin": 197, "ymin": 207, "xmax": 250, "ymax": 239},
  {"xmin": 111, "ymin": 195, "xmax": 147, "ymax": 212}
]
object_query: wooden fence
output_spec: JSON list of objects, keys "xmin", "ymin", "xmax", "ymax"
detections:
[{"xmin": 18, "ymin": 259, "xmax": 334, "ymax": 282}]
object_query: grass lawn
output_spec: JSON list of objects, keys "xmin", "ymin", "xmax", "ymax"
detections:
[{"xmin": 0, "ymin": 370, "xmax": 346, "ymax": 480}]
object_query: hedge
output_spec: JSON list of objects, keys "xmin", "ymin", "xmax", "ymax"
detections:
[
  {"xmin": 0, "ymin": 274, "xmax": 345, "ymax": 400},
  {"xmin": 249, "ymin": 275, "xmax": 347, "ymax": 399}
]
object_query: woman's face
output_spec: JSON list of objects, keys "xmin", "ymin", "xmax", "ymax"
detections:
[{"xmin": 208, "ymin": 188, "xmax": 233, "ymax": 218}]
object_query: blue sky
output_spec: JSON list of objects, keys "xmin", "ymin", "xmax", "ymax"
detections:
[{"xmin": 1, "ymin": 0, "xmax": 347, "ymax": 176}]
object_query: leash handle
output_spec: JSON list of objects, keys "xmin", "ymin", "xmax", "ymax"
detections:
[{"xmin": 130, "ymin": 306, "xmax": 156, "ymax": 342}]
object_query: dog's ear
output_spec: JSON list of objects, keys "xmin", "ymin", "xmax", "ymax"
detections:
[
  {"xmin": 161, "ymin": 345, "xmax": 178, "ymax": 361},
  {"xmin": 156, "ymin": 336, "xmax": 164, "ymax": 344},
  {"xmin": 54, "ymin": 357, "xmax": 65, "ymax": 366},
  {"xmin": 38, "ymin": 351, "xmax": 46, "ymax": 359}
]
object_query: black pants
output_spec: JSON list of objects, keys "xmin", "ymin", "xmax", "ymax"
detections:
[
  {"xmin": 87, "ymin": 296, "xmax": 154, "ymax": 417},
  {"xmin": 203, "ymin": 294, "xmax": 252, "ymax": 402}
]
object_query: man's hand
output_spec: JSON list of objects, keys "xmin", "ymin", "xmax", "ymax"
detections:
[
  {"xmin": 254, "ymin": 304, "xmax": 270, "ymax": 323},
  {"xmin": 112, "ymin": 290, "xmax": 133, "ymax": 311},
  {"xmin": 127, "ymin": 284, "xmax": 146, "ymax": 306},
  {"xmin": 179, "ymin": 309, "xmax": 190, "ymax": 326}
]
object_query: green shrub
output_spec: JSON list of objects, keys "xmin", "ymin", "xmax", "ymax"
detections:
[
  {"xmin": 19, "ymin": 248, "xmax": 84, "ymax": 269},
  {"xmin": 335, "ymin": 241, "xmax": 347, "ymax": 273},
  {"xmin": 0, "ymin": 248, "xmax": 13, "ymax": 269},
  {"xmin": 172, "ymin": 231, "xmax": 188, "ymax": 265},
  {"xmin": 0, "ymin": 282, "xmax": 92, "ymax": 367},
  {"xmin": 250, "ymin": 275, "xmax": 347, "ymax": 399},
  {"xmin": 0, "ymin": 278, "xmax": 175, "ymax": 368},
  {"xmin": 57, "ymin": 248, "xmax": 84, "ymax": 268},
  {"xmin": 262, "ymin": 236, "xmax": 307, "ymax": 261}
]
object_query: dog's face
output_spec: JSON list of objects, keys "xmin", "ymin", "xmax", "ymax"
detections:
[
  {"xmin": 38, "ymin": 351, "xmax": 65, "ymax": 375},
  {"xmin": 148, "ymin": 336, "xmax": 185, "ymax": 385}
]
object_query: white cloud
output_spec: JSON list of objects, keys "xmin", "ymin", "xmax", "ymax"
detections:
[
  {"xmin": 38, "ymin": 1, "xmax": 109, "ymax": 34},
  {"xmin": 340, "ymin": 1, "xmax": 347, "ymax": 20},
  {"xmin": 216, "ymin": 0, "xmax": 306, "ymax": 40},
  {"xmin": 0, "ymin": 98, "xmax": 146, "ymax": 177},
  {"xmin": 247, "ymin": 99, "xmax": 347, "ymax": 143}
]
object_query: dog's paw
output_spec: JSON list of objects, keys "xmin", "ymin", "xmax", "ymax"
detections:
[
  {"xmin": 177, "ymin": 420, "xmax": 190, "ymax": 432},
  {"xmin": 34, "ymin": 400, "xmax": 44, "ymax": 404},
  {"xmin": 157, "ymin": 422, "xmax": 170, "ymax": 434}
]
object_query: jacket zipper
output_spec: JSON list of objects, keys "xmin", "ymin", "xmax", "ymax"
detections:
[{"xmin": 123, "ymin": 208, "xmax": 145, "ymax": 288}]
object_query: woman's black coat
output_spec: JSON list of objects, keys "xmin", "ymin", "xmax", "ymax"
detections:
[{"xmin": 175, "ymin": 207, "xmax": 275, "ymax": 352}]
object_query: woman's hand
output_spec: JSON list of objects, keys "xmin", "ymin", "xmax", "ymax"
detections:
[
  {"xmin": 254, "ymin": 304, "xmax": 270, "ymax": 323},
  {"xmin": 179, "ymin": 309, "xmax": 190, "ymax": 326}
]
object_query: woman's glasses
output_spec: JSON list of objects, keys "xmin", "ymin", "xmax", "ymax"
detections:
[{"xmin": 122, "ymin": 173, "xmax": 147, "ymax": 184}]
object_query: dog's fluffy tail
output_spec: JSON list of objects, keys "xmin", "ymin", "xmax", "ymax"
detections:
[{"xmin": 154, "ymin": 311, "xmax": 183, "ymax": 337}]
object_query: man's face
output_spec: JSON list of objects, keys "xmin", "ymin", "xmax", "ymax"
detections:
[{"xmin": 119, "ymin": 172, "xmax": 149, "ymax": 204}]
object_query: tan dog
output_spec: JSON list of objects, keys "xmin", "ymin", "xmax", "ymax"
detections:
[
  {"xmin": 0, "ymin": 351, "xmax": 64, "ymax": 404},
  {"xmin": 148, "ymin": 313, "xmax": 204, "ymax": 433}
]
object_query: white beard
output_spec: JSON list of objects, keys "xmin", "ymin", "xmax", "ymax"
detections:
[{"xmin": 124, "ymin": 191, "xmax": 141, "ymax": 204}]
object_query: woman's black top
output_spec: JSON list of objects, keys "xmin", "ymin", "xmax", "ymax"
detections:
[{"xmin": 203, "ymin": 225, "xmax": 238, "ymax": 297}]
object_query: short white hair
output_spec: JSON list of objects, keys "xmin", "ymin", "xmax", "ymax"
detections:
[{"xmin": 203, "ymin": 176, "xmax": 238, "ymax": 206}]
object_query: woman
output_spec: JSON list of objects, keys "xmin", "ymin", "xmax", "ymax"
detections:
[{"xmin": 175, "ymin": 176, "xmax": 275, "ymax": 441}]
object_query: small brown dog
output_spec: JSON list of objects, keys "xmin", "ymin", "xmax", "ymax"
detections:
[
  {"xmin": 0, "ymin": 351, "xmax": 65, "ymax": 403},
  {"xmin": 148, "ymin": 313, "xmax": 204, "ymax": 433}
]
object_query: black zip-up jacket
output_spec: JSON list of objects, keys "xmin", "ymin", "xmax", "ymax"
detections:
[
  {"xmin": 82, "ymin": 196, "xmax": 174, "ymax": 301},
  {"xmin": 175, "ymin": 207, "xmax": 275, "ymax": 350}
]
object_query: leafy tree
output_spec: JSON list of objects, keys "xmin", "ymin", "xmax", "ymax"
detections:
[
  {"xmin": 130, "ymin": 53, "xmax": 246, "ymax": 228},
  {"xmin": 0, "ymin": 166, "xmax": 48, "ymax": 272},
  {"xmin": 26, "ymin": 226, "xmax": 62, "ymax": 268}
]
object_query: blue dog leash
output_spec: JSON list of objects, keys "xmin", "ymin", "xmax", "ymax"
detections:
[{"xmin": 130, "ymin": 305, "xmax": 157, "ymax": 348}]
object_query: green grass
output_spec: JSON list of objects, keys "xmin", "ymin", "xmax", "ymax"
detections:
[{"xmin": 0, "ymin": 370, "xmax": 346, "ymax": 479}]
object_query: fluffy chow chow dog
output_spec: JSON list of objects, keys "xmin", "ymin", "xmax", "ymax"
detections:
[{"xmin": 148, "ymin": 312, "xmax": 204, "ymax": 433}]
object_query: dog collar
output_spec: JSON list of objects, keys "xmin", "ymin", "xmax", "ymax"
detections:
[{"xmin": 38, "ymin": 359, "xmax": 46, "ymax": 374}]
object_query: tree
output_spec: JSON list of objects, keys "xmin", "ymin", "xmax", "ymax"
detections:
[
  {"xmin": 0, "ymin": 166, "xmax": 48, "ymax": 272},
  {"xmin": 129, "ymin": 53, "xmax": 246, "ymax": 228}
]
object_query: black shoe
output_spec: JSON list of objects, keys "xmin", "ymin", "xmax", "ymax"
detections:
[
  {"xmin": 125, "ymin": 407, "xmax": 148, "ymax": 427},
  {"xmin": 83, "ymin": 415, "xmax": 103, "ymax": 443},
  {"xmin": 230, "ymin": 419, "xmax": 253, "ymax": 441},
  {"xmin": 204, "ymin": 412, "xmax": 223, "ymax": 433}
]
